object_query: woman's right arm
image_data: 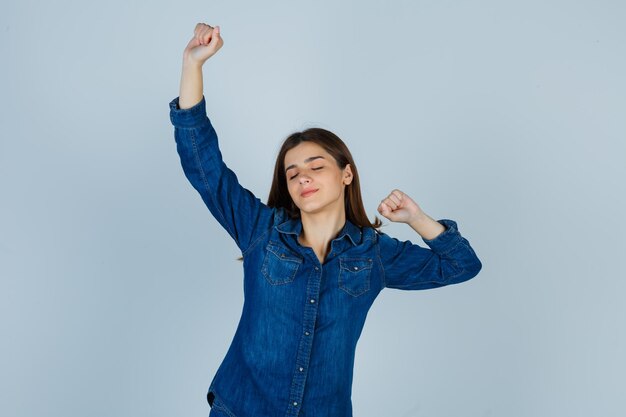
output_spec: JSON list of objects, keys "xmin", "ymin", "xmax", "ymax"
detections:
[
  {"xmin": 179, "ymin": 23, "xmax": 220, "ymax": 109},
  {"xmin": 169, "ymin": 24, "xmax": 275, "ymax": 254}
]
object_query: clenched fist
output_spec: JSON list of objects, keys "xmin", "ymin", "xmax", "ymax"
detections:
[
  {"xmin": 183, "ymin": 23, "xmax": 224, "ymax": 66},
  {"xmin": 377, "ymin": 189, "xmax": 426, "ymax": 224}
]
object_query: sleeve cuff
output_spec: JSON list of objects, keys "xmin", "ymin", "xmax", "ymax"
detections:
[
  {"xmin": 421, "ymin": 219, "xmax": 463, "ymax": 254},
  {"xmin": 169, "ymin": 95, "xmax": 208, "ymax": 128}
]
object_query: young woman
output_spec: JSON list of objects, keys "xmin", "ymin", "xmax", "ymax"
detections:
[{"xmin": 169, "ymin": 23, "xmax": 482, "ymax": 417}]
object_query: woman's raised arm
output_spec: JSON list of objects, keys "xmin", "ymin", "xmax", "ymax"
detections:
[
  {"xmin": 170, "ymin": 23, "xmax": 275, "ymax": 254},
  {"xmin": 178, "ymin": 23, "xmax": 222, "ymax": 109}
]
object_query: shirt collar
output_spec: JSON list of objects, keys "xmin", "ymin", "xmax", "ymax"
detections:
[{"xmin": 276, "ymin": 216, "xmax": 362, "ymax": 246}]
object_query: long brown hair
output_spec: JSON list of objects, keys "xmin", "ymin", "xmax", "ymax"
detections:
[{"xmin": 267, "ymin": 127, "xmax": 382, "ymax": 230}]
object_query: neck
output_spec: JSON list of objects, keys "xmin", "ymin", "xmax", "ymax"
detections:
[{"xmin": 298, "ymin": 208, "xmax": 346, "ymax": 251}]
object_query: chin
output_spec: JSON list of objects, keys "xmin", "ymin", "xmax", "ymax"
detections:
[{"xmin": 300, "ymin": 202, "xmax": 334, "ymax": 216}]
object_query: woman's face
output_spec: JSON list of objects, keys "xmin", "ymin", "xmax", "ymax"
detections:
[{"xmin": 284, "ymin": 142, "xmax": 353, "ymax": 216}]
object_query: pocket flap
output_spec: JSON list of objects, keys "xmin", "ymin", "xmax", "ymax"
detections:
[
  {"xmin": 339, "ymin": 257, "xmax": 373, "ymax": 272},
  {"xmin": 266, "ymin": 241, "xmax": 303, "ymax": 263}
]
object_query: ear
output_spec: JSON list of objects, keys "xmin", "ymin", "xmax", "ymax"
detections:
[{"xmin": 343, "ymin": 164, "xmax": 353, "ymax": 185}]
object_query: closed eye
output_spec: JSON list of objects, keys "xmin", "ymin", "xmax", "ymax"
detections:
[{"xmin": 289, "ymin": 167, "xmax": 323, "ymax": 180}]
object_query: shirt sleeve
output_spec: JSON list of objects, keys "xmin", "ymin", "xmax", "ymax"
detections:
[
  {"xmin": 169, "ymin": 95, "xmax": 275, "ymax": 253},
  {"xmin": 377, "ymin": 219, "xmax": 482, "ymax": 290}
]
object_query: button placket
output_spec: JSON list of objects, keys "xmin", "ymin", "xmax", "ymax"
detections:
[{"xmin": 286, "ymin": 261, "xmax": 322, "ymax": 415}]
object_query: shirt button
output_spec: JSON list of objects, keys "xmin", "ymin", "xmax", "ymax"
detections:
[
  {"xmin": 310, "ymin": 299, "xmax": 315, "ymax": 303},
  {"xmin": 314, "ymin": 266, "xmax": 319, "ymax": 271},
  {"xmin": 293, "ymin": 401, "xmax": 298, "ymax": 406},
  {"xmin": 299, "ymin": 367, "xmax": 304, "ymax": 372},
  {"xmin": 353, "ymin": 266, "xmax": 359, "ymax": 270},
  {"xmin": 305, "ymin": 331, "xmax": 310, "ymax": 336}
]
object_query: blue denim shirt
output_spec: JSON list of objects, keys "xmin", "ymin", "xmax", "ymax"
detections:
[{"xmin": 169, "ymin": 96, "xmax": 482, "ymax": 417}]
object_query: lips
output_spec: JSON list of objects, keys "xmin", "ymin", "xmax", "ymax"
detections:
[{"xmin": 301, "ymin": 188, "xmax": 318, "ymax": 197}]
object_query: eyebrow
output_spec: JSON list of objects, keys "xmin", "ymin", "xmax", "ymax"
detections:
[{"xmin": 285, "ymin": 156, "xmax": 326, "ymax": 173}]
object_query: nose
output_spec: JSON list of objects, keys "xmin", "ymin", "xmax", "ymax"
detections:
[{"xmin": 299, "ymin": 175, "xmax": 311, "ymax": 184}]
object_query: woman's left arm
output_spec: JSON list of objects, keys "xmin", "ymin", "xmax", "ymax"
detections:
[{"xmin": 377, "ymin": 189, "xmax": 483, "ymax": 290}]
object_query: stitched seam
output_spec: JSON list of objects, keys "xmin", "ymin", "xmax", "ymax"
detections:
[
  {"xmin": 211, "ymin": 390, "xmax": 238, "ymax": 417},
  {"xmin": 437, "ymin": 234, "xmax": 464, "ymax": 256},
  {"xmin": 446, "ymin": 251, "xmax": 466, "ymax": 279},
  {"xmin": 338, "ymin": 257, "xmax": 373, "ymax": 296},
  {"xmin": 267, "ymin": 241, "xmax": 303, "ymax": 262},
  {"xmin": 392, "ymin": 281, "xmax": 443, "ymax": 290},
  {"xmin": 375, "ymin": 234, "xmax": 387, "ymax": 288},
  {"xmin": 439, "ymin": 239, "xmax": 466, "ymax": 277},
  {"xmin": 339, "ymin": 258, "xmax": 373, "ymax": 268},
  {"xmin": 391, "ymin": 266, "xmax": 466, "ymax": 289},
  {"xmin": 262, "ymin": 260, "xmax": 299, "ymax": 285},
  {"xmin": 212, "ymin": 403, "xmax": 237, "ymax": 417},
  {"xmin": 190, "ymin": 128, "xmax": 238, "ymax": 247},
  {"xmin": 242, "ymin": 222, "xmax": 272, "ymax": 257},
  {"xmin": 338, "ymin": 268, "xmax": 370, "ymax": 296}
]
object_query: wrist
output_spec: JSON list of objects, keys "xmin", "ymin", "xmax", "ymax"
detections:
[
  {"xmin": 407, "ymin": 212, "xmax": 428, "ymax": 227},
  {"xmin": 182, "ymin": 54, "xmax": 204, "ymax": 70},
  {"xmin": 408, "ymin": 213, "xmax": 445, "ymax": 240}
]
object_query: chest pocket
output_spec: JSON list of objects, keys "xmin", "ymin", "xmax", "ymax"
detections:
[
  {"xmin": 338, "ymin": 257, "xmax": 373, "ymax": 297},
  {"xmin": 261, "ymin": 241, "xmax": 303, "ymax": 285}
]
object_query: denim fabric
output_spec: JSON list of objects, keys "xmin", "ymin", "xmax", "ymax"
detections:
[{"xmin": 169, "ymin": 96, "xmax": 482, "ymax": 417}]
